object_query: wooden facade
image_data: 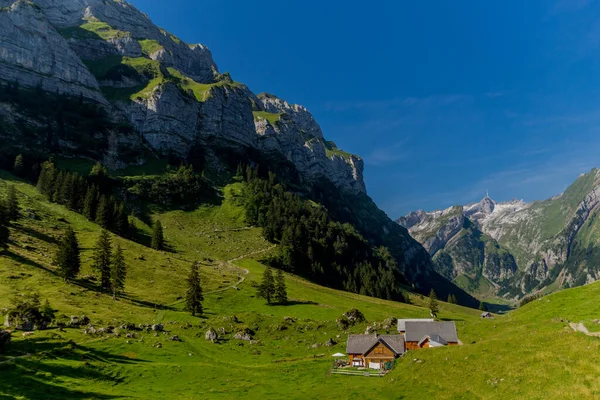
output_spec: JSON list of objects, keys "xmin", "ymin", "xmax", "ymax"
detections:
[{"xmin": 349, "ymin": 342, "xmax": 398, "ymax": 368}]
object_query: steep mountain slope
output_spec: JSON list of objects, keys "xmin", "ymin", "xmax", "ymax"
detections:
[
  {"xmin": 0, "ymin": 0, "xmax": 476, "ymax": 304},
  {"xmin": 3, "ymin": 171, "xmax": 600, "ymax": 399},
  {"xmin": 398, "ymin": 169, "xmax": 600, "ymax": 300}
]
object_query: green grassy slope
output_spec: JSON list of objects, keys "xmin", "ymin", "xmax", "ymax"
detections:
[{"xmin": 2, "ymin": 172, "xmax": 600, "ymax": 399}]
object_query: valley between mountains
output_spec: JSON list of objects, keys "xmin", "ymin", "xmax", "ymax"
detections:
[{"xmin": 1, "ymin": 1, "xmax": 600, "ymax": 399}]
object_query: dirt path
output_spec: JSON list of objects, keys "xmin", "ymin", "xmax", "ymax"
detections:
[
  {"xmin": 168, "ymin": 245, "xmax": 276, "ymax": 306},
  {"xmin": 568, "ymin": 322, "xmax": 600, "ymax": 337},
  {"xmin": 205, "ymin": 245, "xmax": 276, "ymax": 295}
]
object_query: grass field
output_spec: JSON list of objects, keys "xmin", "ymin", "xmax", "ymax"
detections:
[{"xmin": 2, "ymin": 170, "xmax": 600, "ymax": 399}]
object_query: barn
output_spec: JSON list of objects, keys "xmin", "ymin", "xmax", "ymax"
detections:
[{"xmin": 403, "ymin": 321, "xmax": 459, "ymax": 350}]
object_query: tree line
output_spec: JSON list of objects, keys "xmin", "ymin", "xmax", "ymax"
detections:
[
  {"xmin": 36, "ymin": 160, "xmax": 130, "ymax": 237},
  {"xmin": 241, "ymin": 166, "xmax": 405, "ymax": 302}
]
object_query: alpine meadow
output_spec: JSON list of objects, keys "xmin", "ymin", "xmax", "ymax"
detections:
[{"xmin": 2, "ymin": 1, "xmax": 600, "ymax": 399}]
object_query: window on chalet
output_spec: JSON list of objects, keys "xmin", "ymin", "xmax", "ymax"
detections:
[{"xmin": 375, "ymin": 347, "xmax": 383, "ymax": 354}]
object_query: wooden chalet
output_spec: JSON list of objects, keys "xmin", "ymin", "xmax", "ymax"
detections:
[
  {"xmin": 346, "ymin": 334, "xmax": 405, "ymax": 370},
  {"xmin": 403, "ymin": 321, "xmax": 459, "ymax": 350}
]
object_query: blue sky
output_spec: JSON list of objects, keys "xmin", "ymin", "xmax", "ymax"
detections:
[{"xmin": 130, "ymin": 0, "xmax": 600, "ymax": 217}]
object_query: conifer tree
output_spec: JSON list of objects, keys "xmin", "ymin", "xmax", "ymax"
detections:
[
  {"xmin": 479, "ymin": 301, "xmax": 487, "ymax": 312},
  {"xmin": 185, "ymin": 262, "xmax": 203, "ymax": 316},
  {"xmin": 83, "ymin": 185, "xmax": 98, "ymax": 221},
  {"xmin": 429, "ymin": 289, "xmax": 439, "ymax": 318},
  {"xmin": 95, "ymin": 195, "xmax": 112, "ymax": 229},
  {"xmin": 37, "ymin": 161, "xmax": 57, "ymax": 199},
  {"xmin": 257, "ymin": 266, "xmax": 275, "ymax": 304},
  {"xmin": 58, "ymin": 172, "xmax": 74, "ymax": 207},
  {"xmin": 151, "ymin": 220, "xmax": 164, "ymax": 250},
  {"xmin": 72, "ymin": 175, "xmax": 86, "ymax": 212},
  {"xmin": 53, "ymin": 170, "xmax": 65, "ymax": 203},
  {"xmin": 92, "ymin": 229, "xmax": 112, "ymax": 290},
  {"xmin": 13, "ymin": 154, "xmax": 24, "ymax": 177},
  {"xmin": 274, "ymin": 268, "xmax": 288, "ymax": 304},
  {"xmin": 115, "ymin": 202, "xmax": 129, "ymax": 237},
  {"xmin": 55, "ymin": 226, "xmax": 81, "ymax": 282},
  {"xmin": 0, "ymin": 199, "xmax": 9, "ymax": 250},
  {"xmin": 110, "ymin": 244, "xmax": 126, "ymax": 299},
  {"xmin": 6, "ymin": 185, "xmax": 18, "ymax": 221}
]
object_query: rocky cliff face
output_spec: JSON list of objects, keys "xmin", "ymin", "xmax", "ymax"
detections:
[
  {"xmin": 0, "ymin": 0, "xmax": 105, "ymax": 103},
  {"xmin": 0, "ymin": 0, "xmax": 365, "ymax": 194},
  {"xmin": 398, "ymin": 169, "xmax": 600, "ymax": 300}
]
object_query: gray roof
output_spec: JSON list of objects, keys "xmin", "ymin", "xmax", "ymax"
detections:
[
  {"xmin": 397, "ymin": 318, "xmax": 434, "ymax": 332},
  {"xmin": 378, "ymin": 335, "xmax": 405, "ymax": 354},
  {"xmin": 346, "ymin": 334, "xmax": 405, "ymax": 355},
  {"xmin": 404, "ymin": 321, "xmax": 458, "ymax": 343},
  {"xmin": 418, "ymin": 333, "xmax": 448, "ymax": 346}
]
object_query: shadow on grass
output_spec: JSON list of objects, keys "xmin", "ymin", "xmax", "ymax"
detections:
[
  {"xmin": 18, "ymin": 225, "xmax": 58, "ymax": 245},
  {"xmin": 0, "ymin": 336, "xmax": 148, "ymax": 399},
  {"xmin": 4, "ymin": 250, "xmax": 57, "ymax": 277},
  {"xmin": 121, "ymin": 295, "xmax": 176, "ymax": 311},
  {"xmin": 276, "ymin": 300, "xmax": 319, "ymax": 306}
]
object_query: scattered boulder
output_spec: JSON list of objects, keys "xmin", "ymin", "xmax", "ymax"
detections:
[
  {"xmin": 283, "ymin": 316, "xmax": 296, "ymax": 323},
  {"xmin": 217, "ymin": 327, "xmax": 226, "ymax": 335},
  {"xmin": 153, "ymin": 342, "xmax": 162, "ymax": 348},
  {"xmin": 169, "ymin": 335, "xmax": 182, "ymax": 342},
  {"xmin": 343, "ymin": 308, "xmax": 366, "ymax": 324},
  {"xmin": 120, "ymin": 323, "xmax": 136, "ymax": 331},
  {"xmin": 234, "ymin": 331, "xmax": 253, "ymax": 341},
  {"xmin": 205, "ymin": 328, "xmax": 218, "ymax": 342},
  {"xmin": 126, "ymin": 333, "xmax": 136, "ymax": 339},
  {"xmin": 151, "ymin": 324, "xmax": 164, "ymax": 332},
  {"xmin": 22, "ymin": 331, "xmax": 34, "ymax": 338},
  {"xmin": 311, "ymin": 343, "xmax": 321, "ymax": 349},
  {"xmin": 325, "ymin": 338, "xmax": 336, "ymax": 347},
  {"xmin": 383, "ymin": 317, "xmax": 398, "ymax": 329}
]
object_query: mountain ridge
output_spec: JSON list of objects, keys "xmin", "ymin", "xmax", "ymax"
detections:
[
  {"xmin": 0, "ymin": 0, "xmax": 477, "ymax": 306},
  {"xmin": 398, "ymin": 168, "xmax": 600, "ymax": 300}
]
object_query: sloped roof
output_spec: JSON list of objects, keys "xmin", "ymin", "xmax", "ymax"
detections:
[
  {"xmin": 418, "ymin": 333, "xmax": 448, "ymax": 346},
  {"xmin": 397, "ymin": 318, "xmax": 434, "ymax": 331},
  {"xmin": 404, "ymin": 321, "xmax": 458, "ymax": 343},
  {"xmin": 346, "ymin": 334, "xmax": 405, "ymax": 355},
  {"xmin": 379, "ymin": 335, "xmax": 405, "ymax": 354}
]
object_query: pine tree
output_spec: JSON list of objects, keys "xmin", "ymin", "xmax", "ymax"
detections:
[
  {"xmin": 37, "ymin": 161, "xmax": 57, "ymax": 198},
  {"xmin": 110, "ymin": 244, "xmax": 126, "ymax": 299},
  {"xmin": 53, "ymin": 170, "xmax": 65, "ymax": 203},
  {"xmin": 6, "ymin": 185, "xmax": 18, "ymax": 221},
  {"xmin": 72, "ymin": 175, "xmax": 86, "ymax": 212},
  {"xmin": 13, "ymin": 154, "xmax": 24, "ymax": 177},
  {"xmin": 185, "ymin": 262, "xmax": 203, "ymax": 316},
  {"xmin": 83, "ymin": 185, "xmax": 98, "ymax": 221},
  {"xmin": 257, "ymin": 266, "xmax": 275, "ymax": 304},
  {"xmin": 92, "ymin": 229, "xmax": 112, "ymax": 290},
  {"xmin": 429, "ymin": 289, "xmax": 439, "ymax": 317},
  {"xmin": 479, "ymin": 301, "xmax": 487, "ymax": 311},
  {"xmin": 274, "ymin": 269, "xmax": 288, "ymax": 304},
  {"xmin": 95, "ymin": 195, "xmax": 112, "ymax": 229},
  {"xmin": 58, "ymin": 172, "xmax": 74, "ymax": 207},
  {"xmin": 151, "ymin": 220, "xmax": 164, "ymax": 250},
  {"xmin": 55, "ymin": 226, "xmax": 81, "ymax": 282},
  {"xmin": 115, "ymin": 202, "xmax": 129, "ymax": 237},
  {"xmin": 0, "ymin": 199, "xmax": 9, "ymax": 250}
]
